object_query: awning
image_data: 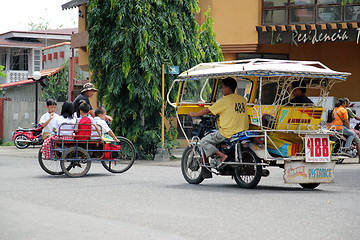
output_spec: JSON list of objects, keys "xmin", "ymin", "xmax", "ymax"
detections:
[
  {"xmin": 28, "ymin": 67, "xmax": 63, "ymax": 80},
  {"xmin": 62, "ymin": 0, "xmax": 88, "ymax": 10},
  {"xmin": 0, "ymin": 67, "xmax": 63, "ymax": 89},
  {"xmin": 0, "ymin": 79, "xmax": 35, "ymax": 89},
  {"xmin": 256, "ymin": 22, "xmax": 360, "ymax": 45}
]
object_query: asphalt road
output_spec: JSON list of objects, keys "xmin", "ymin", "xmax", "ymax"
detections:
[{"xmin": 1, "ymin": 146, "xmax": 360, "ymax": 240}]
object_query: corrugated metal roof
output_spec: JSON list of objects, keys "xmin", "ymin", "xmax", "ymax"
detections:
[{"xmin": 62, "ymin": 0, "xmax": 88, "ymax": 10}]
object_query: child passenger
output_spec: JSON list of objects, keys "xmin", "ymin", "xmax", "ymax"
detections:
[
  {"xmin": 91, "ymin": 107, "xmax": 119, "ymax": 141},
  {"xmin": 39, "ymin": 99, "xmax": 59, "ymax": 140},
  {"xmin": 75, "ymin": 101, "xmax": 102, "ymax": 141},
  {"xmin": 41, "ymin": 101, "xmax": 76, "ymax": 159}
]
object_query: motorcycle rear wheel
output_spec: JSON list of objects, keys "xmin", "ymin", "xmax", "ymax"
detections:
[
  {"xmin": 14, "ymin": 134, "xmax": 30, "ymax": 149},
  {"xmin": 233, "ymin": 149, "xmax": 262, "ymax": 189},
  {"xmin": 181, "ymin": 146, "xmax": 204, "ymax": 184},
  {"xmin": 101, "ymin": 136, "xmax": 135, "ymax": 173}
]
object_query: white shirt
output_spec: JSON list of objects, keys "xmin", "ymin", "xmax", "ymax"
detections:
[
  {"xmin": 350, "ymin": 118, "xmax": 360, "ymax": 129},
  {"xmin": 39, "ymin": 112, "xmax": 59, "ymax": 133},
  {"xmin": 52, "ymin": 116, "xmax": 76, "ymax": 137},
  {"xmin": 91, "ymin": 116, "xmax": 111, "ymax": 139}
]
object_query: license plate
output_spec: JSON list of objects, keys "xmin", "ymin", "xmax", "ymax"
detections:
[
  {"xmin": 305, "ymin": 134, "xmax": 330, "ymax": 162},
  {"xmin": 284, "ymin": 161, "xmax": 335, "ymax": 184}
]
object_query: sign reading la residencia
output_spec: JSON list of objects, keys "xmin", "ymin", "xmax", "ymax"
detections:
[{"xmin": 258, "ymin": 25, "xmax": 360, "ymax": 46}]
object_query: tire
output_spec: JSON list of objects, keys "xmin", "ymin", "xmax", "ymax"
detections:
[
  {"xmin": 14, "ymin": 134, "xmax": 30, "ymax": 149},
  {"xmin": 38, "ymin": 147, "xmax": 64, "ymax": 175},
  {"xmin": 181, "ymin": 146, "xmax": 204, "ymax": 184},
  {"xmin": 233, "ymin": 149, "xmax": 262, "ymax": 189},
  {"xmin": 336, "ymin": 159, "xmax": 344, "ymax": 164},
  {"xmin": 101, "ymin": 137, "xmax": 135, "ymax": 173},
  {"xmin": 299, "ymin": 183, "xmax": 320, "ymax": 189},
  {"xmin": 60, "ymin": 147, "xmax": 91, "ymax": 178}
]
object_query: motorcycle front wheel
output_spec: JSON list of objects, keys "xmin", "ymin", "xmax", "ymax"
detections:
[
  {"xmin": 181, "ymin": 146, "xmax": 204, "ymax": 184},
  {"xmin": 233, "ymin": 148, "xmax": 262, "ymax": 189},
  {"xmin": 14, "ymin": 134, "xmax": 30, "ymax": 149}
]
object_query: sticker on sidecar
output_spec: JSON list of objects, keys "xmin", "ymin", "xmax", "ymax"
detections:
[{"xmin": 283, "ymin": 161, "xmax": 335, "ymax": 184}]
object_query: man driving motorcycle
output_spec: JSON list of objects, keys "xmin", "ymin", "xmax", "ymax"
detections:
[{"xmin": 187, "ymin": 77, "xmax": 249, "ymax": 166}]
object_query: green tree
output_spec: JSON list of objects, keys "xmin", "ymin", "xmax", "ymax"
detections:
[
  {"xmin": 0, "ymin": 65, "xmax": 6, "ymax": 78},
  {"xmin": 87, "ymin": 0, "xmax": 222, "ymax": 159},
  {"xmin": 342, "ymin": 0, "xmax": 360, "ymax": 5},
  {"xmin": 27, "ymin": 17, "xmax": 63, "ymax": 31},
  {"xmin": 200, "ymin": 8, "xmax": 224, "ymax": 63},
  {"xmin": 41, "ymin": 60, "xmax": 84, "ymax": 102}
]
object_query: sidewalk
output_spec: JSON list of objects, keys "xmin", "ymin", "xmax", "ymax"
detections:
[
  {"xmin": 1, "ymin": 146, "xmax": 358, "ymax": 165},
  {"xmin": 0, "ymin": 146, "xmax": 183, "ymax": 166}
]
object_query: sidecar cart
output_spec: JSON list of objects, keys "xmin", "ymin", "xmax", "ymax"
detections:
[
  {"xmin": 38, "ymin": 124, "xmax": 135, "ymax": 177},
  {"xmin": 167, "ymin": 59, "xmax": 350, "ymax": 189}
]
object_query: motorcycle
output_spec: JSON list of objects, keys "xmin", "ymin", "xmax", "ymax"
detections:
[
  {"xmin": 331, "ymin": 131, "xmax": 358, "ymax": 163},
  {"xmin": 12, "ymin": 124, "xmax": 43, "ymax": 149},
  {"xmin": 182, "ymin": 116, "xmax": 268, "ymax": 189}
]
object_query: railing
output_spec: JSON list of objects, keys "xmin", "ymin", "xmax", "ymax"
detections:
[{"xmin": 3, "ymin": 70, "xmax": 30, "ymax": 83}]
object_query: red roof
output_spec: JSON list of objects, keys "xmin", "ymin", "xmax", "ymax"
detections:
[
  {"xmin": 0, "ymin": 79, "xmax": 34, "ymax": 88},
  {"xmin": 28, "ymin": 67, "xmax": 64, "ymax": 79},
  {"xmin": 1, "ymin": 67, "xmax": 63, "ymax": 89},
  {"xmin": 0, "ymin": 38, "xmax": 45, "ymax": 48}
]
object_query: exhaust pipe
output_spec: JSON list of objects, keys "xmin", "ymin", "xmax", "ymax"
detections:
[
  {"xmin": 261, "ymin": 169, "xmax": 270, "ymax": 177},
  {"xmin": 16, "ymin": 139, "xmax": 31, "ymax": 143}
]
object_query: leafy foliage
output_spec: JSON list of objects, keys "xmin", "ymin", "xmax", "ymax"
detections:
[
  {"xmin": 200, "ymin": 8, "xmax": 224, "ymax": 63},
  {"xmin": 87, "ymin": 0, "xmax": 223, "ymax": 159},
  {"xmin": 27, "ymin": 17, "xmax": 64, "ymax": 31},
  {"xmin": 342, "ymin": 0, "xmax": 359, "ymax": 5},
  {"xmin": 41, "ymin": 61, "xmax": 84, "ymax": 102},
  {"xmin": 0, "ymin": 65, "xmax": 6, "ymax": 78}
]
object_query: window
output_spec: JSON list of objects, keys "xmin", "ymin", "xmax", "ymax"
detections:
[
  {"xmin": 10, "ymin": 48, "xmax": 29, "ymax": 71},
  {"xmin": 262, "ymin": 0, "xmax": 360, "ymax": 25},
  {"xmin": 34, "ymin": 50, "xmax": 41, "ymax": 71}
]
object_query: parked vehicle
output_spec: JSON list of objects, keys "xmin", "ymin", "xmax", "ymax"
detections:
[
  {"xmin": 12, "ymin": 124, "xmax": 43, "ymax": 149},
  {"xmin": 167, "ymin": 59, "xmax": 351, "ymax": 189}
]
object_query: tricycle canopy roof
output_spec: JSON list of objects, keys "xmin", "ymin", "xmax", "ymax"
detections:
[{"xmin": 177, "ymin": 59, "xmax": 350, "ymax": 81}]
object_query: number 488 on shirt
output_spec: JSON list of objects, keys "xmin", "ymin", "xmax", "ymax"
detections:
[
  {"xmin": 305, "ymin": 134, "xmax": 331, "ymax": 162},
  {"xmin": 235, "ymin": 102, "xmax": 245, "ymax": 113}
]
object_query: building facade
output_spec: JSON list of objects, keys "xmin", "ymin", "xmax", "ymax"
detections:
[{"xmin": 197, "ymin": 0, "xmax": 360, "ymax": 101}]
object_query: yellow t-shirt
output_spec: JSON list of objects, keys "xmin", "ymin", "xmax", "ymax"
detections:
[{"xmin": 208, "ymin": 93, "xmax": 249, "ymax": 138}]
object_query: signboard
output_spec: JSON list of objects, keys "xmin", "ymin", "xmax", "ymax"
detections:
[
  {"xmin": 284, "ymin": 161, "xmax": 335, "ymax": 184},
  {"xmin": 305, "ymin": 134, "xmax": 331, "ymax": 163},
  {"xmin": 165, "ymin": 66, "xmax": 179, "ymax": 75},
  {"xmin": 257, "ymin": 27, "xmax": 360, "ymax": 46}
]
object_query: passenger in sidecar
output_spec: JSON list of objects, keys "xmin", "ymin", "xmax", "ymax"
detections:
[{"xmin": 188, "ymin": 77, "xmax": 249, "ymax": 165}]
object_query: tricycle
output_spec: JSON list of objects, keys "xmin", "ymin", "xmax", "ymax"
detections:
[
  {"xmin": 38, "ymin": 124, "xmax": 135, "ymax": 177},
  {"xmin": 167, "ymin": 58, "xmax": 350, "ymax": 189}
]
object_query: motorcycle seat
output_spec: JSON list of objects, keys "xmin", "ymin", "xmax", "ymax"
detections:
[
  {"xmin": 228, "ymin": 131, "xmax": 258, "ymax": 142},
  {"xmin": 16, "ymin": 127, "xmax": 35, "ymax": 131}
]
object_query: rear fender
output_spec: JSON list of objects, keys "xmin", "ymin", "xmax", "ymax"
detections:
[
  {"xmin": 12, "ymin": 131, "xmax": 24, "ymax": 140},
  {"xmin": 248, "ymin": 142, "xmax": 271, "ymax": 160}
]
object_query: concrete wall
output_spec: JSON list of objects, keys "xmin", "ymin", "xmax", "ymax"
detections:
[{"xmin": 2, "ymin": 100, "xmax": 63, "ymax": 143}]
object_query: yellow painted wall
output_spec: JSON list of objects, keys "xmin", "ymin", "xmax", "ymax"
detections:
[
  {"xmin": 198, "ymin": 0, "xmax": 261, "ymax": 45},
  {"xmin": 261, "ymin": 42, "xmax": 360, "ymax": 101}
]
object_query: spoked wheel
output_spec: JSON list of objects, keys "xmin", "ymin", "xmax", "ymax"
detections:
[
  {"xmin": 299, "ymin": 183, "xmax": 320, "ymax": 189},
  {"xmin": 234, "ymin": 149, "xmax": 262, "ymax": 189},
  {"xmin": 181, "ymin": 146, "xmax": 204, "ymax": 184},
  {"xmin": 38, "ymin": 147, "xmax": 64, "ymax": 175},
  {"xmin": 101, "ymin": 137, "xmax": 135, "ymax": 173},
  {"xmin": 14, "ymin": 134, "xmax": 30, "ymax": 149},
  {"xmin": 60, "ymin": 147, "xmax": 91, "ymax": 177}
]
